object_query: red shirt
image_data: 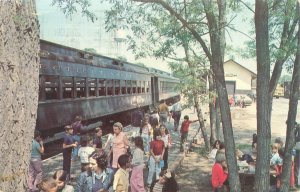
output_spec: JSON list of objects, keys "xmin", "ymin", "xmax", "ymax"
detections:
[
  {"xmin": 211, "ymin": 163, "xmax": 228, "ymax": 189},
  {"xmin": 180, "ymin": 120, "xmax": 192, "ymax": 133},
  {"xmin": 150, "ymin": 140, "xmax": 164, "ymax": 155}
]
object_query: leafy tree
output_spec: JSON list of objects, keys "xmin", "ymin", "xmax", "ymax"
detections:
[
  {"xmin": 278, "ymin": 74, "xmax": 292, "ymax": 86},
  {"xmin": 101, "ymin": 0, "xmax": 241, "ymax": 190},
  {"xmin": 0, "ymin": 1, "xmax": 40, "ymax": 191}
]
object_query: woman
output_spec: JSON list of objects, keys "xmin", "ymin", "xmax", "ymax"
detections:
[
  {"xmin": 76, "ymin": 152, "xmax": 114, "ymax": 192},
  {"xmin": 209, "ymin": 140, "xmax": 222, "ymax": 163},
  {"xmin": 53, "ymin": 170, "xmax": 74, "ymax": 192},
  {"xmin": 111, "ymin": 122, "xmax": 129, "ymax": 172},
  {"xmin": 147, "ymin": 129, "xmax": 165, "ymax": 187}
]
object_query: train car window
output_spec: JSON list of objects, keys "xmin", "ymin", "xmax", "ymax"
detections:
[
  {"xmin": 132, "ymin": 80, "xmax": 137, "ymax": 94},
  {"xmin": 62, "ymin": 77, "xmax": 74, "ymax": 99},
  {"xmin": 98, "ymin": 79, "xmax": 106, "ymax": 96},
  {"xmin": 126, "ymin": 80, "xmax": 132, "ymax": 94},
  {"xmin": 107, "ymin": 80, "xmax": 114, "ymax": 96},
  {"xmin": 160, "ymin": 81, "xmax": 163, "ymax": 92},
  {"xmin": 76, "ymin": 78, "xmax": 86, "ymax": 98},
  {"xmin": 115, "ymin": 80, "xmax": 120, "ymax": 95},
  {"xmin": 88, "ymin": 78, "xmax": 96, "ymax": 97},
  {"xmin": 137, "ymin": 81, "xmax": 141, "ymax": 93},
  {"xmin": 121, "ymin": 80, "xmax": 126, "ymax": 94},
  {"xmin": 44, "ymin": 75, "xmax": 59, "ymax": 100},
  {"xmin": 141, "ymin": 81, "xmax": 145, "ymax": 93}
]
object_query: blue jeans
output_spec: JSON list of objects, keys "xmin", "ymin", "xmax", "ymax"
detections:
[
  {"xmin": 142, "ymin": 134, "xmax": 150, "ymax": 153},
  {"xmin": 72, "ymin": 135, "xmax": 80, "ymax": 159},
  {"xmin": 147, "ymin": 156, "xmax": 161, "ymax": 185}
]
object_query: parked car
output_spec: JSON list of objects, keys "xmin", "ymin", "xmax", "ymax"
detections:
[{"xmin": 235, "ymin": 94, "xmax": 253, "ymax": 106}]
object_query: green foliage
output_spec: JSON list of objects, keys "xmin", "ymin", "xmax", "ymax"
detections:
[
  {"xmin": 278, "ymin": 74, "xmax": 292, "ymax": 85},
  {"xmin": 83, "ymin": 48, "xmax": 97, "ymax": 53},
  {"xmin": 51, "ymin": 0, "xmax": 96, "ymax": 22},
  {"xmin": 117, "ymin": 56, "xmax": 127, "ymax": 62}
]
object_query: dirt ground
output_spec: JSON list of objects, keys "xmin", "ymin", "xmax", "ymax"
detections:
[{"xmin": 176, "ymin": 98, "xmax": 300, "ymax": 192}]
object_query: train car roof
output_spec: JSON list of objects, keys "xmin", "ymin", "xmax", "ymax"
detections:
[
  {"xmin": 40, "ymin": 39, "xmax": 150, "ymax": 75},
  {"xmin": 148, "ymin": 67, "xmax": 179, "ymax": 80}
]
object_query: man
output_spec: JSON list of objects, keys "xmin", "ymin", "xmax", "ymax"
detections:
[
  {"xmin": 28, "ymin": 131, "xmax": 44, "ymax": 192},
  {"xmin": 171, "ymin": 99, "xmax": 182, "ymax": 131},
  {"xmin": 63, "ymin": 125, "xmax": 77, "ymax": 177},
  {"xmin": 71, "ymin": 115, "xmax": 83, "ymax": 160},
  {"xmin": 158, "ymin": 100, "xmax": 169, "ymax": 126}
]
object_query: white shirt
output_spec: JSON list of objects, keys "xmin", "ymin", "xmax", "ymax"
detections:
[
  {"xmin": 172, "ymin": 102, "xmax": 182, "ymax": 112},
  {"xmin": 132, "ymin": 148, "xmax": 144, "ymax": 166},
  {"xmin": 78, "ymin": 146, "xmax": 95, "ymax": 163}
]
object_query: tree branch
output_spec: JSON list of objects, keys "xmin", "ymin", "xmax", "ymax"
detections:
[{"xmin": 132, "ymin": 0, "xmax": 212, "ymax": 62}]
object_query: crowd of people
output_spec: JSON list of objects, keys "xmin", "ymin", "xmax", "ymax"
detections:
[
  {"xmin": 28, "ymin": 99, "xmax": 191, "ymax": 192},
  {"xmin": 209, "ymin": 128, "xmax": 300, "ymax": 192}
]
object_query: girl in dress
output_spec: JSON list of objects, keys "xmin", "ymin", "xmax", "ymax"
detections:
[{"xmin": 130, "ymin": 137, "xmax": 145, "ymax": 192}]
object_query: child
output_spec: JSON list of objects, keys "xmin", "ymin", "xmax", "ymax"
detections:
[
  {"xmin": 113, "ymin": 154, "xmax": 131, "ymax": 192},
  {"xmin": 151, "ymin": 170, "xmax": 178, "ymax": 192},
  {"xmin": 78, "ymin": 136, "xmax": 95, "ymax": 171},
  {"xmin": 147, "ymin": 130, "xmax": 165, "ymax": 187},
  {"xmin": 180, "ymin": 115, "xmax": 198, "ymax": 152},
  {"xmin": 211, "ymin": 153, "xmax": 228, "ymax": 191},
  {"xmin": 160, "ymin": 126, "xmax": 172, "ymax": 170},
  {"xmin": 270, "ymin": 143, "xmax": 283, "ymax": 167},
  {"xmin": 140, "ymin": 118, "xmax": 151, "ymax": 154},
  {"xmin": 130, "ymin": 137, "xmax": 145, "ymax": 192},
  {"xmin": 37, "ymin": 177, "xmax": 58, "ymax": 192},
  {"xmin": 62, "ymin": 125, "xmax": 77, "ymax": 177},
  {"xmin": 53, "ymin": 170, "xmax": 74, "ymax": 192},
  {"xmin": 209, "ymin": 140, "xmax": 222, "ymax": 163}
]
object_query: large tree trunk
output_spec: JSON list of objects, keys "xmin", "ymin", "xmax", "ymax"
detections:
[
  {"xmin": 254, "ymin": 0, "xmax": 271, "ymax": 191},
  {"xmin": 280, "ymin": 2, "xmax": 300, "ymax": 191},
  {"xmin": 203, "ymin": 0, "xmax": 241, "ymax": 191},
  {"xmin": 215, "ymin": 97, "xmax": 221, "ymax": 140},
  {"xmin": 0, "ymin": 1, "xmax": 40, "ymax": 191}
]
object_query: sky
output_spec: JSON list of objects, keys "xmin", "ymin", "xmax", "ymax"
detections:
[{"xmin": 36, "ymin": 0, "xmax": 257, "ymax": 73}]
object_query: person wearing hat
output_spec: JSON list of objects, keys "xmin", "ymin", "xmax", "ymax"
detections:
[
  {"xmin": 63, "ymin": 125, "xmax": 78, "ymax": 178},
  {"xmin": 111, "ymin": 122, "xmax": 129, "ymax": 172}
]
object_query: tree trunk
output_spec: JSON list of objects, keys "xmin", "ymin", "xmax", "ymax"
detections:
[
  {"xmin": 0, "ymin": 1, "xmax": 39, "ymax": 191},
  {"xmin": 208, "ymin": 74, "xmax": 217, "ymax": 145},
  {"xmin": 280, "ymin": 3, "xmax": 300, "ymax": 191},
  {"xmin": 254, "ymin": 0, "xmax": 271, "ymax": 191},
  {"xmin": 203, "ymin": 0, "xmax": 241, "ymax": 190},
  {"xmin": 193, "ymin": 94, "xmax": 210, "ymax": 151}
]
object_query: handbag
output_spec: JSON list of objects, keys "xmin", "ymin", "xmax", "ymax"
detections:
[{"xmin": 159, "ymin": 160, "xmax": 164, "ymax": 168}]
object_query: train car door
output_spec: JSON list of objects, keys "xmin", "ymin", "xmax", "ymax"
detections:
[{"xmin": 151, "ymin": 76, "xmax": 159, "ymax": 104}]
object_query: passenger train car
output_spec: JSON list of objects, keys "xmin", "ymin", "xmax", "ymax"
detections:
[{"xmin": 38, "ymin": 40, "xmax": 180, "ymax": 137}]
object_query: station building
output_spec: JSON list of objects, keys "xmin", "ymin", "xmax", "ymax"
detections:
[{"xmin": 224, "ymin": 59, "xmax": 257, "ymax": 95}]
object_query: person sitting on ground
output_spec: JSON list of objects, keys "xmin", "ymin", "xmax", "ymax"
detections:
[
  {"xmin": 209, "ymin": 140, "xmax": 223, "ymax": 163},
  {"xmin": 113, "ymin": 154, "xmax": 131, "ymax": 192},
  {"xmin": 53, "ymin": 170, "xmax": 74, "ymax": 192},
  {"xmin": 76, "ymin": 151, "xmax": 114, "ymax": 192},
  {"xmin": 37, "ymin": 177, "xmax": 58, "ymax": 192},
  {"xmin": 211, "ymin": 153, "xmax": 228, "ymax": 192},
  {"xmin": 78, "ymin": 136, "xmax": 95, "ymax": 172},
  {"xmin": 180, "ymin": 115, "xmax": 198, "ymax": 152},
  {"xmin": 274, "ymin": 148, "xmax": 295, "ymax": 189},
  {"xmin": 150, "ymin": 170, "xmax": 178, "ymax": 192},
  {"xmin": 270, "ymin": 143, "xmax": 283, "ymax": 167},
  {"xmin": 274, "ymin": 137, "xmax": 284, "ymax": 149}
]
